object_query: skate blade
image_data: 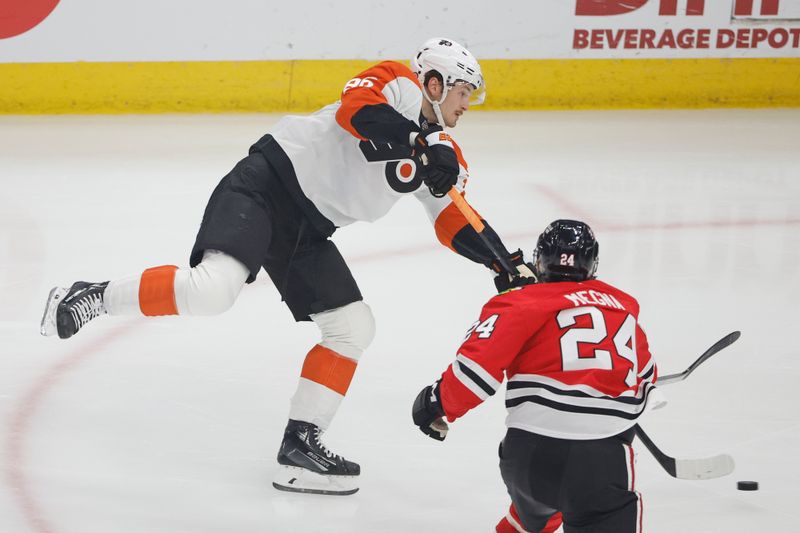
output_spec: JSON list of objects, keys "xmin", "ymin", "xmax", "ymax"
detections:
[
  {"xmin": 40, "ymin": 287, "xmax": 68, "ymax": 337},
  {"xmin": 272, "ymin": 465, "xmax": 359, "ymax": 496}
]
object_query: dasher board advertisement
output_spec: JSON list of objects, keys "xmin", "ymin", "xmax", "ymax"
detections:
[{"xmin": 1, "ymin": 0, "xmax": 799, "ymax": 62}]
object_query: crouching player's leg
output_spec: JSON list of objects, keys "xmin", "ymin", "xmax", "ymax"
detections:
[
  {"xmin": 498, "ymin": 430, "xmax": 565, "ymax": 533},
  {"xmin": 559, "ymin": 431, "xmax": 641, "ymax": 533}
]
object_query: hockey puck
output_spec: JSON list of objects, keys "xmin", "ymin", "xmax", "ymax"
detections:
[{"xmin": 737, "ymin": 481, "xmax": 759, "ymax": 491}]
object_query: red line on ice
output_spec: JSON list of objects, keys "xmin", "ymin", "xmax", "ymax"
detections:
[{"xmin": 4, "ymin": 324, "xmax": 137, "ymax": 533}]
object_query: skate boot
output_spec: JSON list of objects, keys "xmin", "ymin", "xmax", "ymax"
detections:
[
  {"xmin": 273, "ymin": 419, "xmax": 360, "ymax": 495},
  {"xmin": 40, "ymin": 281, "xmax": 109, "ymax": 339}
]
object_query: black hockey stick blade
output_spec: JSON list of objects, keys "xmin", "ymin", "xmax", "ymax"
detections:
[
  {"xmin": 634, "ymin": 425, "xmax": 735, "ymax": 480},
  {"xmin": 658, "ymin": 331, "xmax": 741, "ymax": 386}
]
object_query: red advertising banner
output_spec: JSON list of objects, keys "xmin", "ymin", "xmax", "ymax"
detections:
[
  {"xmin": 0, "ymin": 0, "xmax": 60, "ymax": 39},
  {"xmin": 574, "ymin": 0, "xmax": 800, "ymax": 52}
]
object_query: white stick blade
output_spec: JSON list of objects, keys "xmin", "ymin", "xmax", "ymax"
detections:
[{"xmin": 675, "ymin": 454, "xmax": 735, "ymax": 480}]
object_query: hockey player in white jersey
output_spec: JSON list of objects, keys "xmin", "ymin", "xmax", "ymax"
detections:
[{"xmin": 41, "ymin": 38, "xmax": 530, "ymax": 495}]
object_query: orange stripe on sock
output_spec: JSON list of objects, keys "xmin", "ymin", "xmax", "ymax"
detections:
[
  {"xmin": 139, "ymin": 265, "xmax": 178, "ymax": 316},
  {"xmin": 300, "ymin": 344, "xmax": 357, "ymax": 396}
]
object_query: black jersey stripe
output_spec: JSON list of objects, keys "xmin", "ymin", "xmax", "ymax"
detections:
[
  {"xmin": 505, "ymin": 392, "xmax": 653, "ymax": 420},
  {"xmin": 350, "ymin": 104, "xmax": 419, "ymax": 146},
  {"xmin": 507, "ymin": 380, "xmax": 651, "ymax": 406},
  {"xmin": 456, "ymin": 360, "xmax": 497, "ymax": 397}
]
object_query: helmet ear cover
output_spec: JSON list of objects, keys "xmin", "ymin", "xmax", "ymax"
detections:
[{"xmin": 532, "ymin": 220, "xmax": 599, "ymax": 283}]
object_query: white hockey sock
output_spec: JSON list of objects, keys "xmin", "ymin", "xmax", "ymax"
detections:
[
  {"xmin": 104, "ymin": 274, "xmax": 143, "ymax": 316},
  {"xmin": 103, "ymin": 250, "xmax": 249, "ymax": 317}
]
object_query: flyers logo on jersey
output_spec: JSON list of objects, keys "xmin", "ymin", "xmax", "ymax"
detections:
[{"xmin": 359, "ymin": 141, "xmax": 423, "ymax": 193}]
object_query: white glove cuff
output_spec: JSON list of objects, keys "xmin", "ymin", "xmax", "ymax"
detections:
[{"xmin": 424, "ymin": 130, "xmax": 454, "ymax": 149}]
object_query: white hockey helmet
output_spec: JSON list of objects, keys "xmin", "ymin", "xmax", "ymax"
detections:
[{"xmin": 411, "ymin": 37, "xmax": 486, "ymax": 107}]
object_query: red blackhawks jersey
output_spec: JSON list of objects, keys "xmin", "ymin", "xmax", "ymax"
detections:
[{"xmin": 439, "ymin": 279, "xmax": 659, "ymax": 440}]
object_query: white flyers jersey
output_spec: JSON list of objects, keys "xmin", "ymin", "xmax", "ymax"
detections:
[{"xmin": 268, "ymin": 61, "xmax": 468, "ymax": 229}]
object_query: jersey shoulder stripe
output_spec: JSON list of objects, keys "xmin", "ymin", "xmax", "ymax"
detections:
[
  {"xmin": 335, "ymin": 61, "xmax": 421, "ymax": 140},
  {"xmin": 453, "ymin": 353, "xmax": 501, "ymax": 398}
]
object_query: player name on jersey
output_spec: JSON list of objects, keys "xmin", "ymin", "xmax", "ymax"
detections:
[{"xmin": 564, "ymin": 290, "xmax": 625, "ymax": 310}]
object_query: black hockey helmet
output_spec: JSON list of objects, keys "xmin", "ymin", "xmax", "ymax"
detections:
[{"xmin": 532, "ymin": 219, "xmax": 599, "ymax": 282}]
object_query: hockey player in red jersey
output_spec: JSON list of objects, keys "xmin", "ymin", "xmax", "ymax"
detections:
[
  {"xmin": 40, "ymin": 38, "xmax": 533, "ymax": 496},
  {"xmin": 413, "ymin": 220, "xmax": 658, "ymax": 532}
]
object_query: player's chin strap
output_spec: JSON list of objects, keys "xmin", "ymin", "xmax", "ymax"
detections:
[
  {"xmin": 422, "ymin": 85, "xmax": 448, "ymax": 130},
  {"xmin": 431, "ymin": 102, "xmax": 446, "ymax": 129}
]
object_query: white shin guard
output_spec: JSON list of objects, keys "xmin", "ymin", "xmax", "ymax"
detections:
[
  {"xmin": 104, "ymin": 250, "xmax": 249, "ymax": 316},
  {"xmin": 311, "ymin": 301, "xmax": 376, "ymax": 361},
  {"xmin": 288, "ymin": 301, "xmax": 376, "ymax": 429},
  {"xmin": 173, "ymin": 250, "xmax": 249, "ymax": 315}
]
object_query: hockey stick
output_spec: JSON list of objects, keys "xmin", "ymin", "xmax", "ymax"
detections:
[
  {"xmin": 446, "ymin": 188, "xmax": 517, "ymax": 274},
  {"xmin": 658, "ymin": 331, "xmax": 741, "ymax": 386},
  {"xmin": 633, "ymin": 331, "xmax": 740, "ymax": 479},
  {"xmin": 634, "ymin": 425, "xmax": 735, "ymax": 480}
]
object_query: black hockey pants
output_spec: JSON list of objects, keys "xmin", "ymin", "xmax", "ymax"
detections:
[
  {"xmin": 499, "ymin": 427, "xmax": 640, "ymax": 533},
  {"xmin": 190, "ymin": 151, "xmax": 362, "ymax": 321}
]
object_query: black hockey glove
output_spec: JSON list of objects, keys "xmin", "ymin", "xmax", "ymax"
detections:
[
  {"xmin": 412, "ymin": 126, "xmax": 459, "ymax": 198},
  {"xmin": 491, "ymin": 249, "xmax": 537, "ymax": 293},
  {"xmin": 412, "ymin": 381, "xmax": 449, "ymax": 441}
]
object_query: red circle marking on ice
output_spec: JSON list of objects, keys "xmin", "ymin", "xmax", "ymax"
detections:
[
  {"xmin": 0, "ymin": 0, "xmax": 61, "ymax": 40},
  {"xmin": 399, "ymin": 163, "xmax": 414, "ymax": 179}
]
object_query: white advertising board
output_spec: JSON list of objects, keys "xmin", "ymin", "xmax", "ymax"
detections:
[{"xmin": 0, "ymin": 0, "xmax": 798, "ymax": 62}]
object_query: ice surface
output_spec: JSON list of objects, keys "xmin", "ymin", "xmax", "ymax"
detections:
[{"xmin": 1, "ymin": 110, "xmax": 798, "ymax": 532}]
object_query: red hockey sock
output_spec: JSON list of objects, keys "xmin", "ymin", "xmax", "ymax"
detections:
[{"xmin": 496, "ymin": 504, "xmax": 563, "ymax": 533}]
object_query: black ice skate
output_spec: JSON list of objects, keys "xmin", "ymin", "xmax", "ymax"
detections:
[
  {"xmin": 40, "ymin": 281, "xmax": 109, "ymax": 339},
  {"xmin": 273, "ymin": 419, "xmax": 360, "ymax": 496}
]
